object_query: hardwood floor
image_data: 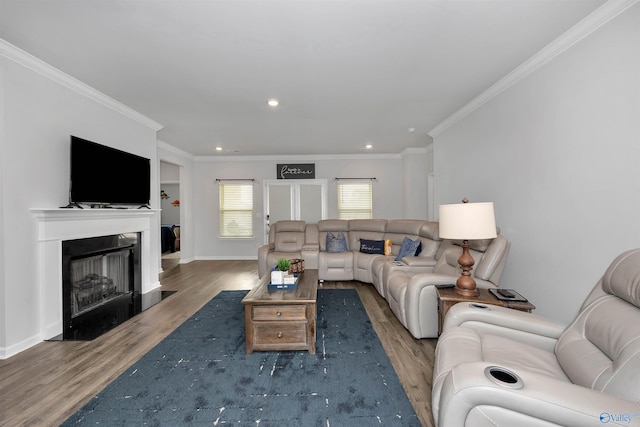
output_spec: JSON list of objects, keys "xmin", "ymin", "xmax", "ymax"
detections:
[{"xmin": 0, "ymin": 261, "xmax": 437, "ymax": 427}]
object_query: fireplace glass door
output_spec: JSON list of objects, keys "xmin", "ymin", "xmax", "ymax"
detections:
[
  {"xmin": 62, "ymin": 233, "xmax": 141, "ymax": 340},
  {"xmin": 70, "ymin": 249, "xmax": 131, "ymax": 318}
]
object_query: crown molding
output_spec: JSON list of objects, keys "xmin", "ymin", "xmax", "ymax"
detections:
[
  {"xmin": 428, "ymin": 0, "xmax": 640, "ymax": 138},
  {"xmin": 0, "ymin": 38, "xmax": 163, "ymax": 132},
  {"xmin": 401, "ymin": 146, "xmax": 428, "ymax": 156},
  {"xmin": 157, "ymin": 140, "xmax": 195, "ymax": 161},
  {"xmin": 194, "ymin": 152, "xmax": 403, "ymax": 162}
]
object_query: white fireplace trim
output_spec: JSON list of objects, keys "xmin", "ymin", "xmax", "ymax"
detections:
[{"xmin": 31, "ymin": 208, "xmax": 160, "ymax": 340}]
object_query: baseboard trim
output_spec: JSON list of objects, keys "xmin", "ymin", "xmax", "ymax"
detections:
[{"xmin": 0, "ymin": 333, "xmax": 42, "ymax": 360}]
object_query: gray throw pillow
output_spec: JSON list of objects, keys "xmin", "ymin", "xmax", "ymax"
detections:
[
  {"xmin": 326, "ymin": 231, "xmax": 347, "ymax": 253},
  {"xmin": 395, "ymin": 237, "xmax": 422, "ymax": 261}
]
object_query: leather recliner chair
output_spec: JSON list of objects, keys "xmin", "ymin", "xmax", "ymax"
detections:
[
  {"xmin": 257, "ymin": 220, "xmax": 307, "ymax": 278},
  {"xmin": 432, "ymin": 248, "xmax": 640, "ymax": 427},
  {"xmin": 385, "ymin": 234, "xmax": 510, "ymax": 339}
]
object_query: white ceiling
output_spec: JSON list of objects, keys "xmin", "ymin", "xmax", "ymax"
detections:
[{"xmin": 0, "ymin": 0, "xmax": 606, "ymax": 156}]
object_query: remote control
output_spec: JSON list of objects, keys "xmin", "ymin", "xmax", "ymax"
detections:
[
  {"xmin": 497, "ymin": 289, "xmax": 516, "ymax": 298},
  {"xmin": 435, "ymin": 283, "xmax": 455, "ymax": 289}
]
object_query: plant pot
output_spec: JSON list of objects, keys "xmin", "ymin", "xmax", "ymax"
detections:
[{"xmin": 270, "ymin": 270, "xmax": 285, "ymax": 285}]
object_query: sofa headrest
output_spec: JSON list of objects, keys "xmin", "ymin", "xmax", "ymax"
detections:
[
  {"xmin": 419, "ymin": 222, "xmax": 440, "ymax": 241},
  {"xmin": 348, "ymin": 219, "xmax": 387, "ymax": 233},
  {"xmin": 433, "ymin": 234, "xmax": 509, "ymax": 285},
  {"xmin": 317, "ymin": 219, "xmax": 349, "ymax": 232},
  {"xmin": 386, "ymin": 219, "xmax": 424, "ymax": 236},
  {"xmin": 274, "ymin": 220, "xmax": 306, "ymax": 233},
  {"xmin": 602, "ymin": 248, "xmax": 640, "ymax": 308},
  {"xmin": 473, "ymin": 234, "xmax": 509, "ymax": 281}
]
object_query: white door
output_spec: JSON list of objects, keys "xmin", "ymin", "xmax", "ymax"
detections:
[{"xmin": 264, "ymin": 180, "xmax": 327, "ymax": 243}]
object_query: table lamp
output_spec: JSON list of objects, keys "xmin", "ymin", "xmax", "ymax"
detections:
[{"xmin": 439, "ymin": 199, "xmax": 497, "ymax": 296}]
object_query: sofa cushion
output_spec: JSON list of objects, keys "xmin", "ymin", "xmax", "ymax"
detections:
[
  {"xmin": 359, "ymin": 239, "xmax": 385, "ymax": 254},
  {"xmin": 326, "ymin": 231, "xmax": 347, "ymax": 253},
  {"xmin": 395, "ymin": 237, "xmax": 422, "ymax": 261}
]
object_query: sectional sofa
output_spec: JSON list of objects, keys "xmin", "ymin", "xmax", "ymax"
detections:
[{"xmin": 257, "ymin": 219, "xmax": 510, "ymax": 338}]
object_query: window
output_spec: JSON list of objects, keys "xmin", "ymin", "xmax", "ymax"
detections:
[
  {"xmin": 219, "ymin": 182, "xmax": 254, "ymax": 237},
  {"xmin": 337, "ymin": 182, "xmax": 372, "ymax": 219}
]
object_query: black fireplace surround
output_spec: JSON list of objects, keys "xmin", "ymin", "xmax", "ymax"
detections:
[{"xmin": 62, "ymin": 233, "xmax": 142, "ymax": 340}]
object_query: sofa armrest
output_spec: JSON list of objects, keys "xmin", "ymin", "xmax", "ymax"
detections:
[
  {"xmin": 443, "ymin": 302, "xmax": 565, "ymax": 352},
  {"xmin": 301, "ymin": 243, "xmax": 319, "ymax": 269},
  {"xmin": 401, "ymin": 256, "xmax": 437, "ymax": 268},
  {"xmin": 402, "ymin": 273, "xmax": 466, "ymax": 338},
  {"xmin": 257, "ymin": 243, "xmax": 274, "ymax": 278},
  {"xmin": 437, "ymin": 361, "xmax": 640, "ymax": 427}
]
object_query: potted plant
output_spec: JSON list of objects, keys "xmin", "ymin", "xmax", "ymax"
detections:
[
  {"xmin": 271, "ymin": 258, "xmax": 291, "ymax": 284},
  {"xmin": 276, "ymin": 258, "xmax": 291, "ymax": 272}
]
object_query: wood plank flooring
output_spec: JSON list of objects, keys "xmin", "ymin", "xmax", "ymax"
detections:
[{"xmin": 0, "ymin": 260, "xmax": 437, "ymax": 427}]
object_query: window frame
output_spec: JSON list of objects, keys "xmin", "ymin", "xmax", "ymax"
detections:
[
  {"xmin": 218, "ymin": 180, "xmax": 255, "ymax": 238},
  {"xmin": 337, "ymin": 181, "xmax": 373, "ymax": 220}
]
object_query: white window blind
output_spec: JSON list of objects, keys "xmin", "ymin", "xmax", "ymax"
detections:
[
  {"xmin": 337, "ymin": 182, "xmax": 372, "ymax": 219},
  {"xmin": 219, "ymin": 182, "xmax": 254, "ymax": 237}
]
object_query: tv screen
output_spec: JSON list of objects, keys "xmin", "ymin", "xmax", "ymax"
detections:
[{"xmin": 70, "ymin": 136, "xmax": 151, "ymax": 206}]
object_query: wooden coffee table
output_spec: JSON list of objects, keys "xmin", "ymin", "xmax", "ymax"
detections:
[{"xmin": 242, "ymin": 269, "xmax": 318, "ymax": 354}]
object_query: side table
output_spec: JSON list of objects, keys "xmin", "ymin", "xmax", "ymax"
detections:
[{"xmin": 436, "ymin": 287, "xmax": 535, "ymax": 336}]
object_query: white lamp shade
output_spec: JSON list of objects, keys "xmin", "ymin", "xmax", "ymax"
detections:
[{"xmin": 439, "ymin": 202, "xmax": 497, "ymax": 240}]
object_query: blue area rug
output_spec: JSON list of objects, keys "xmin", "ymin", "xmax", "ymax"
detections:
[{"xmin": 62, "ymin": 289, "xmax": 420, "ymax": 426}]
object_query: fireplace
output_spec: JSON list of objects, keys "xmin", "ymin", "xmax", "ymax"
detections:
[
  {"xmin": 31, "ymin": 208, "xmax": 158, "ymax": 346},
  {"xmin": 62, "ymin": 233, "xmax": 142, "ymax": 340}
]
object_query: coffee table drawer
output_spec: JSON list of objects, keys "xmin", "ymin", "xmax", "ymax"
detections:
[
  {"xmin": 252, "ymin": 305, "xmax": 306, "ymax": 320},
  {"xmin": 252, "ymin": 322, "xmax": 308, "ymax": 346}
]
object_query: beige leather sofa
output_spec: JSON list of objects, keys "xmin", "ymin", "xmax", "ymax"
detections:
[
  {"xmin": 259, "ymin": 219, "xmax": 443, "ymax": 283},
  {"xmin": 316, "ymin": 219, "xmax": 441, "ymax": 284},
  {"xmin": 257, "ymin": 219, "xmax": 510, "ymax": 339},
  {"xmin": 385, "ymin": 235, "xmax": 510, "ymax": 339},
  {"xmin": 432, "ymin": 249, "xmax": 640, "ymax": 427}
]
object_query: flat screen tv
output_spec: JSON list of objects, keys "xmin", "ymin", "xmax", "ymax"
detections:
[{"xmin": 69, "ymin": 136, "xmax": 151, "ymax": 207}]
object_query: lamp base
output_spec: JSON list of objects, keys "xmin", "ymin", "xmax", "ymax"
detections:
[
  {"xmin": 455, "ymin": 283, "xmax": 479, "ymax": 297},
  {"xmin": 455, "ymin": 240, "xmax": 478, "ymax": 297}
]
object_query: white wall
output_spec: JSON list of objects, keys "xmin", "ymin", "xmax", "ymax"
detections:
[
  {"xmin": 160, "ymin": 160, "xmax": 180, "ymax": 182},
  {"xmin": 402, "ymin": 147, "xmax": 429, "ymax": 219},
  {"xmin": 432, "ymin": 4, "xmax": 640, "ymax": 323},
  {"xmin": 192, "ymin": 151, "xmax": 428, "ymax": 259},
  {"xmin": 0, "ymin": 41, "xmax": 162, "ymax": 357}
]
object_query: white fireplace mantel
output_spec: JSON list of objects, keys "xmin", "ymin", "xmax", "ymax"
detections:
[{"xmin": 31, "ymin": 208, "xmax": 160, "ymax": 340}]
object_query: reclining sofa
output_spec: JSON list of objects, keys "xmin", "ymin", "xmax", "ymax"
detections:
[
  {"xmin": 432, "ymin": 248, "xmax": 640, "ymax": 426},
  {"xmin": 257, "ymin": 219, "xmax": 510, "ymax": 338}
]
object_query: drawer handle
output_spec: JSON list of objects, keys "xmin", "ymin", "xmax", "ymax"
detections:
[
  {"xmin": 276, "ymin": 311, "xmax": 282, "ymax": 316},
  {"xmin": 277, "ymin": 332, "xmax": 283, "ymax": 338}
]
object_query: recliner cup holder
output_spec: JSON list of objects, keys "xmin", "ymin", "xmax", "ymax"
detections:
[
  {"xmin": 484, "ymin": 366, "xmax": 524, "ymax": 389},
  {"xmin": 469, "ymin": 303, "xmax": 490, "ymax": 310}
]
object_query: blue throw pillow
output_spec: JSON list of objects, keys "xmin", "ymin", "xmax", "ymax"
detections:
[
  {"xmin": 326, "ymin": 231, "xmax": 348, "ymax": 253},
  {"xmin": 395, "ymin": 237, "xmax": 422, "ymax": 261},
  {"xmin": 359, "ymin": 239, "xmax": 385, "ymax": 254}
]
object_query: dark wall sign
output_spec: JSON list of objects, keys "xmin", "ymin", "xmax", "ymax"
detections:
[{"xmin": 277, "ymin": 163, "xmax": 315, "ymax": 179}]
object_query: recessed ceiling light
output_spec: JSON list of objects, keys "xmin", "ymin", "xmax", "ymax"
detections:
[
  {"xmin": 267, "ymin": 98, "xmax": 279, "ymax": 107},
  {"xmin": 364, "ymin": 144, "xmax": 373, "ymax": 149},
  {"xmin": 408, "ymin": 127, "xmax": 415, "ymax": 133},
  {"xmin": 215, "ymin": 146, "xmax": 223, "ymax": 151}
]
